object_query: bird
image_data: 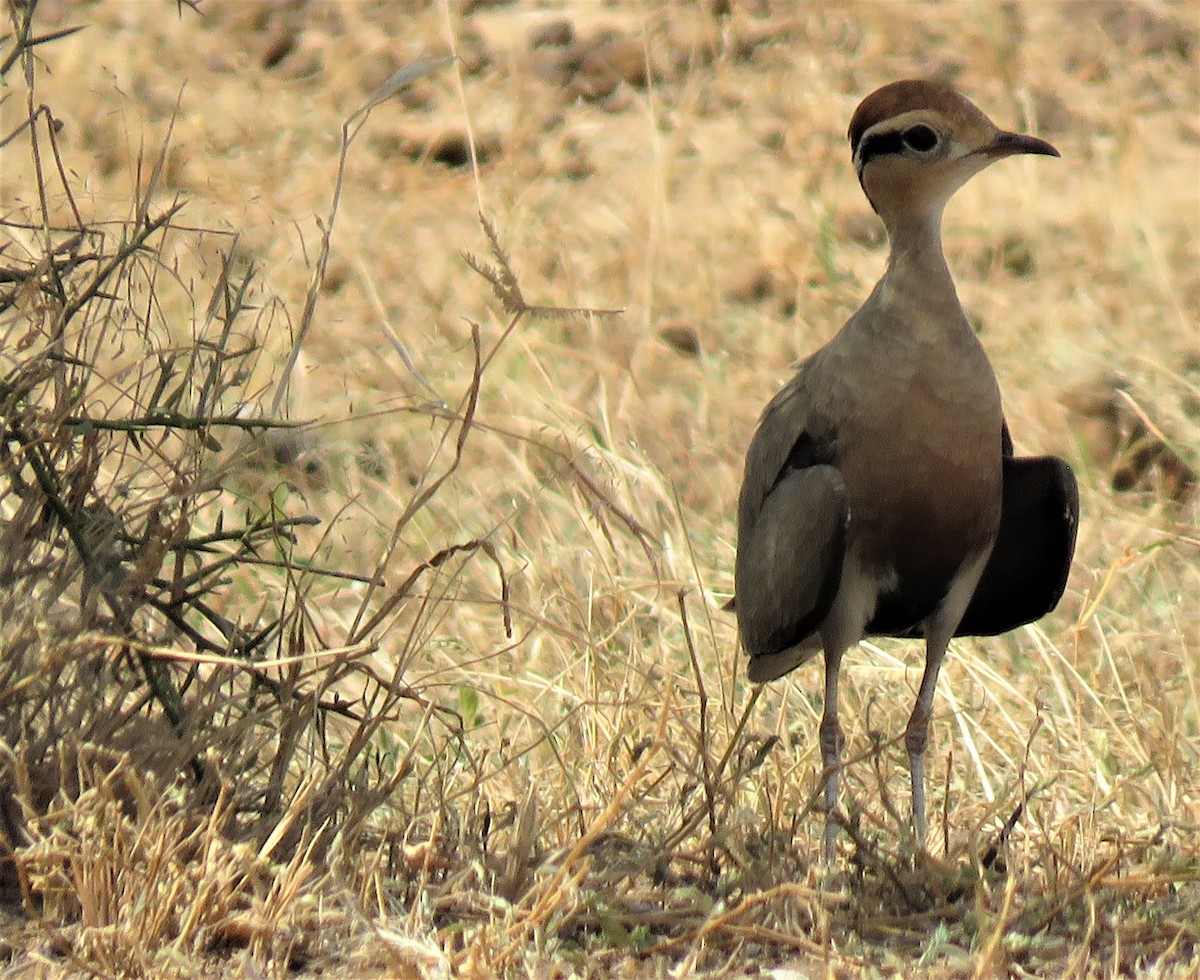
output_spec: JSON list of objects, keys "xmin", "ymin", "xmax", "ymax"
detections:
[{"xmin": 733, "ymin": 79, "xmax": 1079, "ymax": 860}]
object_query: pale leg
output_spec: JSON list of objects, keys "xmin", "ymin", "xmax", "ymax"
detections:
[
  {"xmin": 906, "ymin": 550, "xmax": 990, "ymax": 849},
  {"xmin": 819, "ymin": 645, "xmax": 845, "ymax": 863},
  {"xmin": 904, "ymin": 627, "xmax": 950, "ymax": 848}
]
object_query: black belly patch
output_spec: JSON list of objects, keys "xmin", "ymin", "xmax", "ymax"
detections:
[
  {"xmin": 854, "ymin": 468, "xmax": 997, "ymax": 638},
  {"xmin": 865, "ymin": 540, "xmax": 973, "ymax": 636},
  {"xmin": 867, "ymin": 578, "xmax": 947, "ymax": 637}
]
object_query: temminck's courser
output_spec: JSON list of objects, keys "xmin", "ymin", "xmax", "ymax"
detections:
[{"xmin": 733, "ymin": 79, "xmax": 1079, "ymax": 860}]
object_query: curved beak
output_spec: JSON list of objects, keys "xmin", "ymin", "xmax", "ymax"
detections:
[{"xmin": 982, "ymin": 130, "xmax": 1060, "ymax": 160}]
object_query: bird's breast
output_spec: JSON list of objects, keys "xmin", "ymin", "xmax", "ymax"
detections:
[{"xmin": 837, "ymin": 357, "xmax": 1004, "ymax": 608}]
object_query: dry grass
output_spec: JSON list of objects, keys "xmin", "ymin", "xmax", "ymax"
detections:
[{"xmin": 1, "ymin": 0, "xmax": 1197, "ymax": 976}]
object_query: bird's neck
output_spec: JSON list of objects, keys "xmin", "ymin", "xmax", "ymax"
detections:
[
  {"xmin": 870, "ymin": 205, "xmax": 969, "ymax": 334},
  {"xmin": 884, "ymin": 207, "xmax": 955, "ymax": 295}
]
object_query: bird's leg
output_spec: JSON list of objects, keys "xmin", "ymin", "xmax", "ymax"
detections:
[
  {"xmin": 905, "ymin": 627, "xmax": 952, "ymax": 849},
  {"xmin": 819, "ymin": 645, "xmax": 845, "ymax": 863},
  {"xmin": 908, "ymin": 552, "xmax": 989, "ymax": 849}
]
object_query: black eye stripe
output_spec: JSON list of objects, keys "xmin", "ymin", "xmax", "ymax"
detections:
[
  {"xmin": 857, "ymin": 130, "xmax": 905, "ymax": 166},
  {"xmin": 856, "ymin": 124, "xmax": 940, "ymax": 167}
]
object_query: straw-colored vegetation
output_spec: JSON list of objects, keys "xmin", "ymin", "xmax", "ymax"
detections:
[{"xmin": 1, "ymin": 0, "xmax": 1197, "ymax": 976}]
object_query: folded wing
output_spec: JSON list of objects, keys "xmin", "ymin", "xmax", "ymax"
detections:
[
  {"xmin": 954, "ymin": 454, "xmax": 1079, "ymax": 636},
  {"xmin": 736, "ymin": 464, "xmax": 849, "ymax": 681}
]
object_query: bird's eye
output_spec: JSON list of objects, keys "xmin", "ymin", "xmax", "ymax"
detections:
[{"xmin": 902, "ymin": 125, "xmax": 939, "ymax": 152}]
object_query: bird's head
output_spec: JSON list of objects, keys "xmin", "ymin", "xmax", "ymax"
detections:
[{"xmin": 848, "ymin": 79, "xmax": 1059, "ymax": 224}]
